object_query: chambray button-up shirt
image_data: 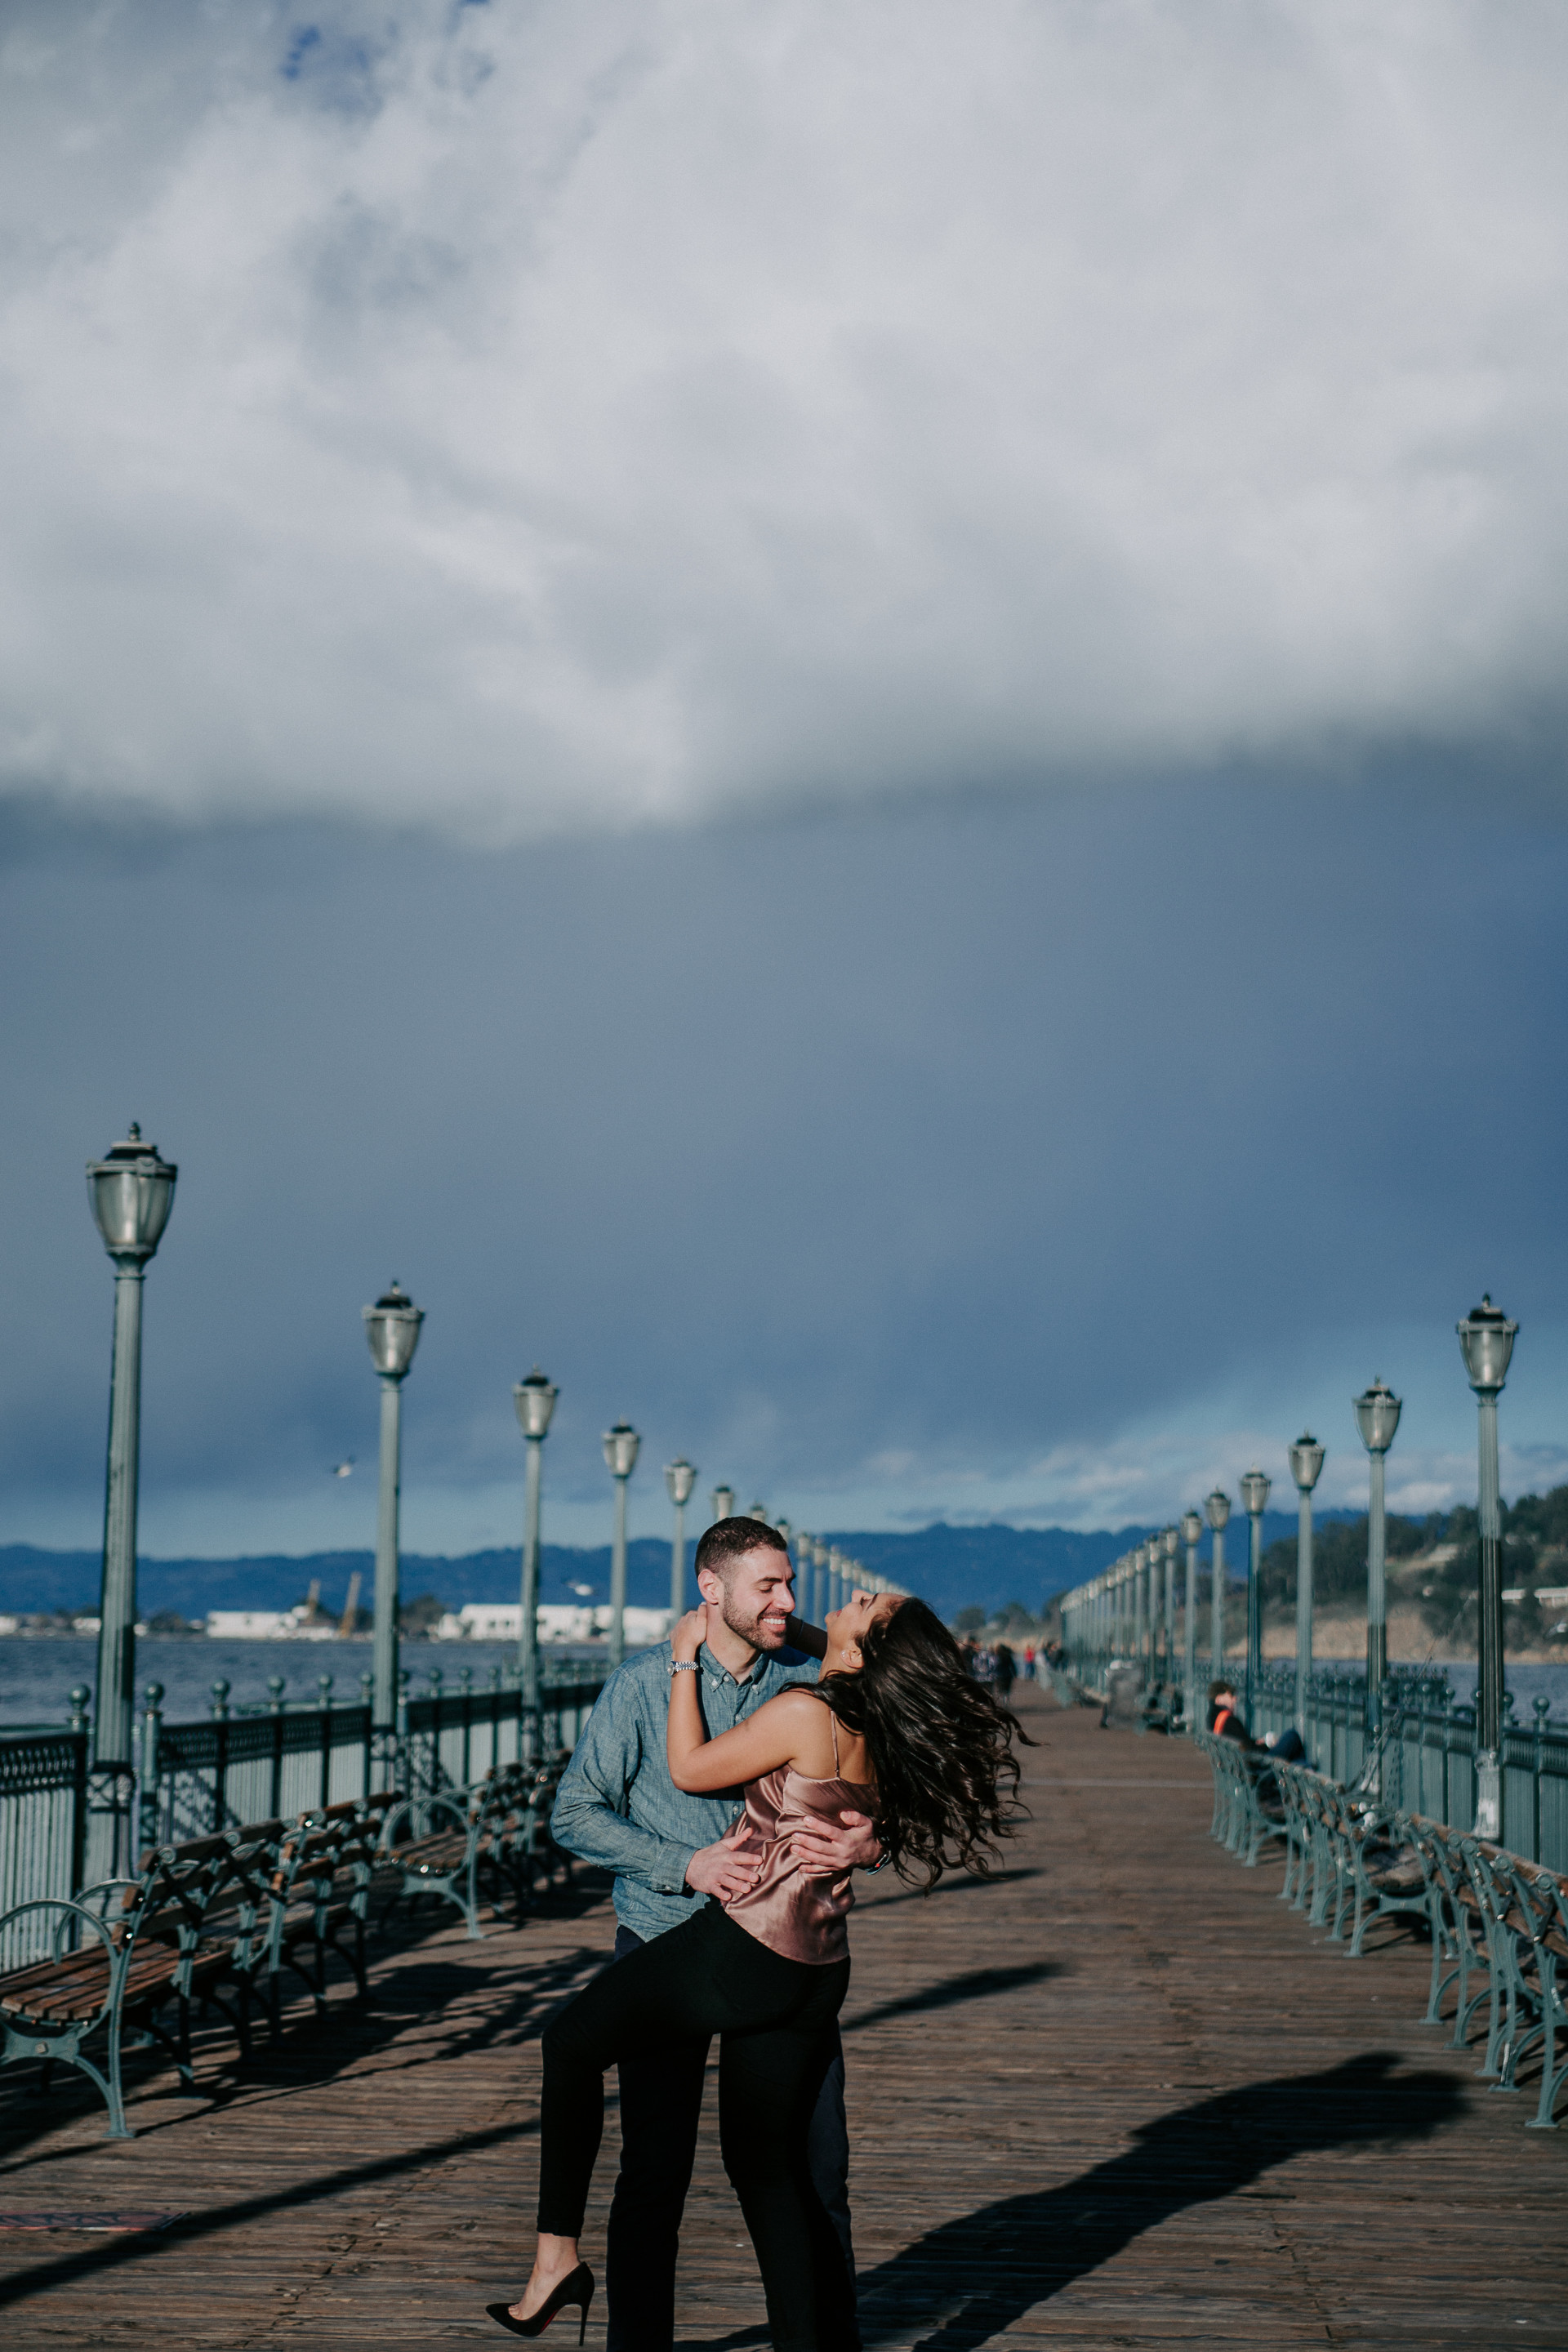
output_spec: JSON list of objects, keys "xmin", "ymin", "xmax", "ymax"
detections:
[{"xmin": 550, "ymin": 1637, "xmax": 827, "ymax": 1944}]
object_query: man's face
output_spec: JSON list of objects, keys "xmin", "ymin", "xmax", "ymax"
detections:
[{"xmin": 707, "ymin": 1545, "xmax": 797, "ymax": 1652}]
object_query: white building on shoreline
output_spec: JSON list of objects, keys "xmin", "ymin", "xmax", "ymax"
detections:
[
  {"xmin": 205, "ymin": 1606, "xmax": 338, "ymax": 1641},
  {"xmin": 435, "ymin": 1601, "xmax": 672, "ymax": 1646}
]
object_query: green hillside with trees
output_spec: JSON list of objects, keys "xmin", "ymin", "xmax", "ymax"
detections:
[{"xmin": 1258, "ymin": 1482, "xmax": 1568, "ymax": 1650}]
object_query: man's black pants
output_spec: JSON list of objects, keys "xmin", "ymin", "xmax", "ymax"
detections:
[{"xmin": 603, "ymin": 1920, "xmax": 858, "ymax": 2352}]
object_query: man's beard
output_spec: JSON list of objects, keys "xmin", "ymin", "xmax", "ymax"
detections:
[{"xmin": 719, "ymin": 1588, "xmax": 794, "ymax": 1651}]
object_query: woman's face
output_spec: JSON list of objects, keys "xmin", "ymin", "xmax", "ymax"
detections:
[{"xmin": 825, "ymin": 1588, "xmax": 902, "ymax": 1661}]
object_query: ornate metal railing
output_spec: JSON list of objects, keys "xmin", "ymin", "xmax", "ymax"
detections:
[
  {"xmin": 1054, "ymin": 1621, "xmax": 1568, "ymax": 1871},
  {"xmin": 139, "ymin": 1666, "xmax": 605, "ymax": 1850},
  {"xmin": 0, "ymin": 1723, "xmax": 89, "ymax": 1972},
  {"xmin": 1245, "ymin": 1662, "xmax": 1568, "ymax": 1873},
  {"xmin": 0, "ymin": 1702, "xmax": 140, "ymax": 1964},
  {"xmin": 0, "ymin": 1663, "xmax": 606, "ymax": 1957}
]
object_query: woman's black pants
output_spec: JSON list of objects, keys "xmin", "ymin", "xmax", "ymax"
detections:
[{"xmin": 539, "ymin": 1901, "xmax": 854, "ymax": 2352}]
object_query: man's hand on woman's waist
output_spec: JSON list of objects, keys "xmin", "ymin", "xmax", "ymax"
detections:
[{"xmin": 684, "ymin": 1823, "xmax": 764, "ymax": 1902}]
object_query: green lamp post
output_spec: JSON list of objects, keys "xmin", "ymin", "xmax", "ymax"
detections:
[
  {"xmin": 513, "ymin": 1367, "xmax": 558, "ymax": 1711},
  {"xmin": 1457, "ymin": 1298, "xmax": 1517, "ymax": 1838},
  {"xmin": 87, "ymin": 1125, "xmax": 177, "ymax": 1771},
  {"xmin": 1288, "ymin": 1432, "xmax": 1325, "ymax": 1743}
]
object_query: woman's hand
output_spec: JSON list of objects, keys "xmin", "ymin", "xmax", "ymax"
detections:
[{"xmin": 671, "ymin": 1606, "xmax": 708, "ymax": 1664}]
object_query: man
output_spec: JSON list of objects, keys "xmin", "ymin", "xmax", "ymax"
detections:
[
  {"xmin": 1209, "ymin": 1680, "xmax": 1256, "ymax": 1744},
  {"xmin": 550, "ymin": 1517, "xmax": 882, "ymax": 2351},
  {"xmin": 1208, "ymin": 1682, "xmax": 1305, "ymax": 1760}
]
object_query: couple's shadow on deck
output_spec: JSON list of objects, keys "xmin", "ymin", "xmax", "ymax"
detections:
[{"xmin": 688, "ymin": 2051, "xmax": 1463, "ymax": 2351}]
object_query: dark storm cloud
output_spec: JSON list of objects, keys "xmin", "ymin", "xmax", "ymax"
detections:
[{"xmin": 3, "ymin": 775, "xmax": 1566, "ymax": 1543}]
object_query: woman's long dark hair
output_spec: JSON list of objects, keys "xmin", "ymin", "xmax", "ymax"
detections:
[{"xmin": 813, "ymin": 1597, "xmax": 1030, "ymax": 1886}]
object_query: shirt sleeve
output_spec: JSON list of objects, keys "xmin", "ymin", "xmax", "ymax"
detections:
[{"xmin": 550, "ymin": 1682, "xmax": 699, "ymax": 1895}]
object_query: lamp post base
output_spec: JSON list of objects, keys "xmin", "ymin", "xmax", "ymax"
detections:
[{"xmin": 1474, "ymin": 1748, "xmax": 1501, "ymax": 1842}]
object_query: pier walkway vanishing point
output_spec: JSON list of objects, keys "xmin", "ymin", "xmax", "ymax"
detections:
[{"xmin": 1, "ymin": 1689, "xmax": 1565, "ymax": 2347}]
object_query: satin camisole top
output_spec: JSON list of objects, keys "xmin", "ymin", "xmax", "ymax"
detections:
[{"xmin": 721, "ymin": 1708, "xmax": 877, "ymax": 1965}]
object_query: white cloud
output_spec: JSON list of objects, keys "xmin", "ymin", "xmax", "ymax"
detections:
[
  {"xmin": 789, "ymin": 1424, "xmax": 1568, "ymax": 1540},
  {"xmin": 2, "ymin": 0, "xmax": 1567, "ymax": 840}
]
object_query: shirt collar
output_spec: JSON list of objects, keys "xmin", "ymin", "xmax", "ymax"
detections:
[{"xmin": 698, "ymin": 1640, "xmax": 763, "ymax": 1690}]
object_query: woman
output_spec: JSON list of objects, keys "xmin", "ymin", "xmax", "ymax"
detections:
[{"xmin": 488, "ymin": 1588, "xmax": 1026, "ymax": 2350}]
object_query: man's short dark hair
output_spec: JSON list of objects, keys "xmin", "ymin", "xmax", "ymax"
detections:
[
  {"xmin": 1208, "ymin": 1679, "xmax": 1233, "ymax": 1706},
  {"xmin": 694, "ymin": 1517, "xmax": 789, "ymax": 1587}
]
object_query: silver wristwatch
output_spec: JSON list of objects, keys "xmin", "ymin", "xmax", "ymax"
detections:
[{"xmin": 669, "ymin": 1659, "xmax": 700, "ymax": 1676}]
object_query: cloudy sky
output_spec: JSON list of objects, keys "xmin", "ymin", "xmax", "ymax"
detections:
[{"xmin": 3, "ymin": 0, "xmax": 1566, "ymax": 1558}]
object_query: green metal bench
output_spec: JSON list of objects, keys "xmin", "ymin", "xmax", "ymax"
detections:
[
  {"xmin": 1196, "ymin": 1731, "xmax": 1568, "ymax": 2131},
  {"xmin": 1403, "ymin": 1812, "xmax": 1490, "ymax": 2049},
  {"xmin": 378, "ymin": 1757, "xmax": 572, "ymax": 1940},
  {"xmin": 1337, "ymin": 1802, "xmax": 1428, "ymax": 1956},
  {"xmin": 1192, "ymin": 1728, "xmax": 1285, "ymax": 1867},
  {"xmin": 1481, "ymin": 1846, "xmax": 1568, "ymax": 2129},
  {"xmin": 1452, "ymin": 1834, "xmax": 1568, "ymax": 2116},
  {"xmin": 0, "ymin": 1821, "xmax": 278, "ymax": 2140},
  {"xmin": 257, "ymin": 1790, "xmax": 397, "ymax": 2037},
  {"xmin": 480, "ymin": 1755, "xmax": 577, "ymax": 1915}
]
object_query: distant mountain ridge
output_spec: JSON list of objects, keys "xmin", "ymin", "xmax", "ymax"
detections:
[{"xmin": 0, "ymin": 1511, "xmax": 1326, "ymax": 1626}]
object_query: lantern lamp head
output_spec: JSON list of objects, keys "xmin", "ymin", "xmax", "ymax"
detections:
[
  {"xmin": 1289, "ymin": 1432, "xmax": 1326, "ymax": 1492},
  {"xmin": 1456, "ymin": 1296, "xmax": 1517, "ymax": 1396},
  {"xmin": 87, "ymin": 1125, "xmax": 178, "ymax": 1263},
  {"xmin": 603, "ymin": 1422, "xmax": 641, "ymax": 1480},
  {"xmin": 513, "ymin": 1367, "xmax": 559, "ymax": 1440},
  {"xmin": 1352, "ymin": 1378, "xmax": 1402, "ymax": 1456},
  {"xmin": 363, "ymin": 1283, "xmax": 424, "ymax": 1380},
  {"xmin": 1205, "ymin": 1488, "xmax": 1231, "ymax": 1531}
]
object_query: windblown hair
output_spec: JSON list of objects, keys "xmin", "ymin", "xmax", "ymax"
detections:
[
  {"xmin": 813, "ymin": 1597, "xmax": 1029, "ymax": 1888},
  {"xmin": 694, "ymin": 1517, "xmax": 787, "ymax": 1584}
]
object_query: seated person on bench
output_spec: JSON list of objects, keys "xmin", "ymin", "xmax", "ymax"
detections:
[{"xmin": 1209, "ymin": 1682, "xmax": 1305, "ymax": 1762}]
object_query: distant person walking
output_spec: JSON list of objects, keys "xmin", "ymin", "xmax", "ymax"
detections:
[{"xmin": 993, "ymin": 1641, "xmax": 1017, "ymax": 1702}]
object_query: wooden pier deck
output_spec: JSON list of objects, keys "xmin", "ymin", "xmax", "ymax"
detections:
[{"xmin": 2, "ymin": 1690, "xmax": 1566, "ymax": 2348}]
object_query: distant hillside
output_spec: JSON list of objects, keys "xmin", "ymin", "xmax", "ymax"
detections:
[
  {"xmin": 0, "ymin": 1511, "xmax": 1318, "ymax": 1627},
  {"xmin": 825, "ymin": 1512, "xmax": 1321, "ymax": 1619},
  {"xmin": 0, "ymin": 1540, "xmax": 679, "ymax": 1620}
]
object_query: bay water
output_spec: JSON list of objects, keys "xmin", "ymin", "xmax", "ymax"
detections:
[{"xmin": 0, "ymin": 1635, "xmax": 610, "ymax": 1731}]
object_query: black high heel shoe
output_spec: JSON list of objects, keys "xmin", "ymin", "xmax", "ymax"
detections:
[{"xmin": 485, "ymin": 2265, "xmax": 594, "ymax": 2341}]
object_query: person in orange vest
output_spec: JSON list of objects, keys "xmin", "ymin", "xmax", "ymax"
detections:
[
  {"xmin": 1209, "ymin": 1679, "xmax": 1306, "ymax": 1763},
  {"xmin": 1208, "ymin": 1679, "xmax": 1256, "ymax": 1744}
]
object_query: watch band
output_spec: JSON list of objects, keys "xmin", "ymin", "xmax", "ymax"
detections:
[{"xmin": 669, "ymin": 1659, "xmax": 700, "ymax": 1676}]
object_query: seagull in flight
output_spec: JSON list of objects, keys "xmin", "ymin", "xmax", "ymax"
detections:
[
  {"xmin": 331, "ymin": 1458, "xmax": 355, "ymax": 1479},
  {"xmin": 567, "ymin": 1580, "xmax": 596, "ymax": 1598}
]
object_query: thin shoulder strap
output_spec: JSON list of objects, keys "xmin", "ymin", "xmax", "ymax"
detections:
[{"xmin": 830, "ymin": 1707, "xmax": 840, "ymax": 1775}]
